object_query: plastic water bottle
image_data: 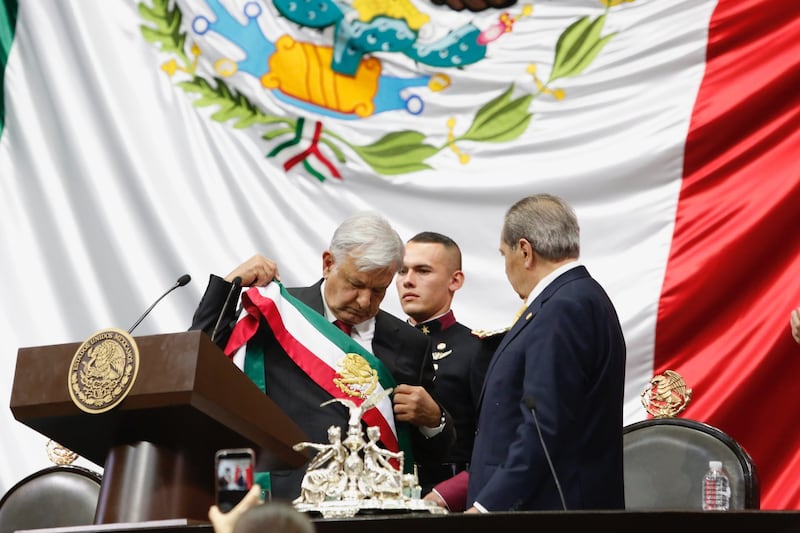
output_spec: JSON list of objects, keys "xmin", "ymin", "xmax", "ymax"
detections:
[{"xmin": 702, "ymin": 460, "xmax": 731, "ymax": 510}]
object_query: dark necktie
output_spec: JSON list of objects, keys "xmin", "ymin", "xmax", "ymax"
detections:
[{"xmin": 333, "ymin": 319, "xmax": 353, "ymax": 336}]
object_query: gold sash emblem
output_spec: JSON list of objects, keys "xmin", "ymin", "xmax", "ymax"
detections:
[
  {"xmin": 333, "ymin": 353, "xmax": 378, "ymax": 399},
  {"xmin": 68, "ymin": 327, "xmax": 139, "ymax": 414}
]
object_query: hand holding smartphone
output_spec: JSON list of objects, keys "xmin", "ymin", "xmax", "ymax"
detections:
[{"xmin": 215, "ymin": 448, "xmax": 256, "ymax": 513}]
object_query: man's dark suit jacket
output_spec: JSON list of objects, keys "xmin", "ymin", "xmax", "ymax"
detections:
[
  {"xmin": 190, "ymin": 276, "xmax": 454, "ymax": 500},
  {"xmin": 467, "ymin": 265, "xmax": 626, "ymax": 511}
]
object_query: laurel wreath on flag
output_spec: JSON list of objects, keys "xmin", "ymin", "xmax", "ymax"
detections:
[{"xmin": 139, "ymin": 1, "xmax": 623, "ymax": 179}]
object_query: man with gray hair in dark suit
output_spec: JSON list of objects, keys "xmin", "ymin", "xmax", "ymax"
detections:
[
  {"xmin": 426, "ymin": 194, "xmax": 626, "ymax": 512},
  {"xmin": 191, "ymin": 211, "xmax": 455, "ymax": 501}
]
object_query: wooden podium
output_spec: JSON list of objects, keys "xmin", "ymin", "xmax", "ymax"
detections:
[{"xmin": 9, "ymin": 330, "xmax": 309, "ymax": 525}]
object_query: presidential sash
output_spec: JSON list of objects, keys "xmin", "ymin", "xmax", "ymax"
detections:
[{"xmin": 225, "ymin": 281, "xmax": 412, "ymax": 465}]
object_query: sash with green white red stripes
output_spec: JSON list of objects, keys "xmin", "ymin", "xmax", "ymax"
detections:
[{"xmin": 224, "ymin": 280, "xmax": 413, "ymax": 469}]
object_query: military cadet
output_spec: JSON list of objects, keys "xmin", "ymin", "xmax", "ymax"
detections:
[{"xmin": 395, "ymin": 231, "xmax": 504, "ymax": 495}]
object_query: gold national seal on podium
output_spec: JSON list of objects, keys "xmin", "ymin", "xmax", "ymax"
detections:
[{"xmin": 68, "ymin": 327, "xmax": 140, "ymax": 414}]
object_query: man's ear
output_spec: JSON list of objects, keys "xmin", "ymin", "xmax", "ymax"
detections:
[
  {"xmin": 450, "ymin": 270, "xmax": 465, "ymax": 291},
  {"xmin": 519, "ymin": 239, "xmax": 535, "ymax": 269},
  {"xmin": 322, "ymin": 250, "xmax": 335, "ymax": 277}
]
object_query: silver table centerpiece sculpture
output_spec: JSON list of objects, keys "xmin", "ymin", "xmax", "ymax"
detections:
[{"xmin": 291, "ymin": 388, "xmax": 448, "ymax": 518}]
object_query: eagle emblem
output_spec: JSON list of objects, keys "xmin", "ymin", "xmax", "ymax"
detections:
[
  {"xmin": 333, "ymin": 353, "xmax": 379, "ymax": 398},
  {"xmin": 68, "ymin": 328, "xmax": 139, "ymax": 414}
]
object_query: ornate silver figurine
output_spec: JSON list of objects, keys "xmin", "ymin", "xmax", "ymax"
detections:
[{"xmin": 291, "ymin": 388, "xmax": 447, "ymax": 518}]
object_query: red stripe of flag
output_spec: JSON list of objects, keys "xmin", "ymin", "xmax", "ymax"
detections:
[{"xmin": 656, "ymin": 0, "xmax": 800, "ymax": 509}]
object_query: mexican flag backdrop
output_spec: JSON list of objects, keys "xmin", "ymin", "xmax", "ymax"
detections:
[{"xmin": 1, "ymin": 0, "xmax": 798, "ymax": 509}]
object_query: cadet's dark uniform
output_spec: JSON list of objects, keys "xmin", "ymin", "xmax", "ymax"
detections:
[{"xmin": 413, "ymin": 310, "xmax": 505, "ymax": 494}]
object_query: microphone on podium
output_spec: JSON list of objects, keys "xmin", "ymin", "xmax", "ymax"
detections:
[
  {"xmin": 523, "ymin": 395, "xmax": 567, "ymax": 511},
  {"xmin": 210, "ymin": 276, "xmax": 242, "ymax": 344},
  {"xmin": 127, "ymin": 274, "xmax": 192, "ymax": 334}
]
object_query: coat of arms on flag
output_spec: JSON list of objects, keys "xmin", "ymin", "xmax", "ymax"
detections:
[{"xmin": 139, "ymin": 0, "xmax": 623, "ymax": 180}]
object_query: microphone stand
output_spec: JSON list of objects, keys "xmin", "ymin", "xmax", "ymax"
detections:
[
  {"xmin": 524, "ymin": 395, "xmax": 567, "ymax": 510},
  {"xmin": 128, "ymin": 274, "xmax": 191, "ymax": 334}
]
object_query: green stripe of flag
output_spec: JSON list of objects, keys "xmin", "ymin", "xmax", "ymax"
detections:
[{"xmin": 0, "ymin": 0, "xmax": 19, "ymax": 134}]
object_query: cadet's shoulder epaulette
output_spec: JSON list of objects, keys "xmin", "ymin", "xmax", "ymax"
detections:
[{"xmin": 471, "ymin": 326, "xmax": 510, "ymax": 339}]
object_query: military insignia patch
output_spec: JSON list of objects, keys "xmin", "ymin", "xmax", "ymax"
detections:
[{"xmin": 431, "ymin": 342, "xmax": 452, "ymax": 360}]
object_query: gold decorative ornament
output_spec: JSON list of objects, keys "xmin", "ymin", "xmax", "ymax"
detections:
[
  {"xmin": 471, "ymin": 326, "xmax": 510, "ymax": 339},
  {"xmin": 333, "ymin": 353, "xmax": 378, "ymax": 398},
  {"xmin": 45, "ymin": 439, "xmax": 78, "ymax": 465},
  {"xmin": 472, "ymin": 304, "xmax": 528, "ymax": 338},
  {"xmin": 640, "ymin": 370, "xmax": 692, "ymax": 418},
  {"xmin": 68, "ymin": 327, "xmax": 140, "ymax": 414}
]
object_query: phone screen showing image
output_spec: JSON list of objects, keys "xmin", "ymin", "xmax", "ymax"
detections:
[{"xmin": 215, "ymin": 448, "xmax": 255, "ymax": 513}]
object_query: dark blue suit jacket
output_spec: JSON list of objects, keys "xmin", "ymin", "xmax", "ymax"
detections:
[{"xmin": 467, "ymin": 265, "xmax": 626, "ymax": 510}]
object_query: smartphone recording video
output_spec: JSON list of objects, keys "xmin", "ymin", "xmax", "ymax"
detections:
[{"xmin": 215, "ymin": 448, "xmax": 255, "ymax": 513}]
